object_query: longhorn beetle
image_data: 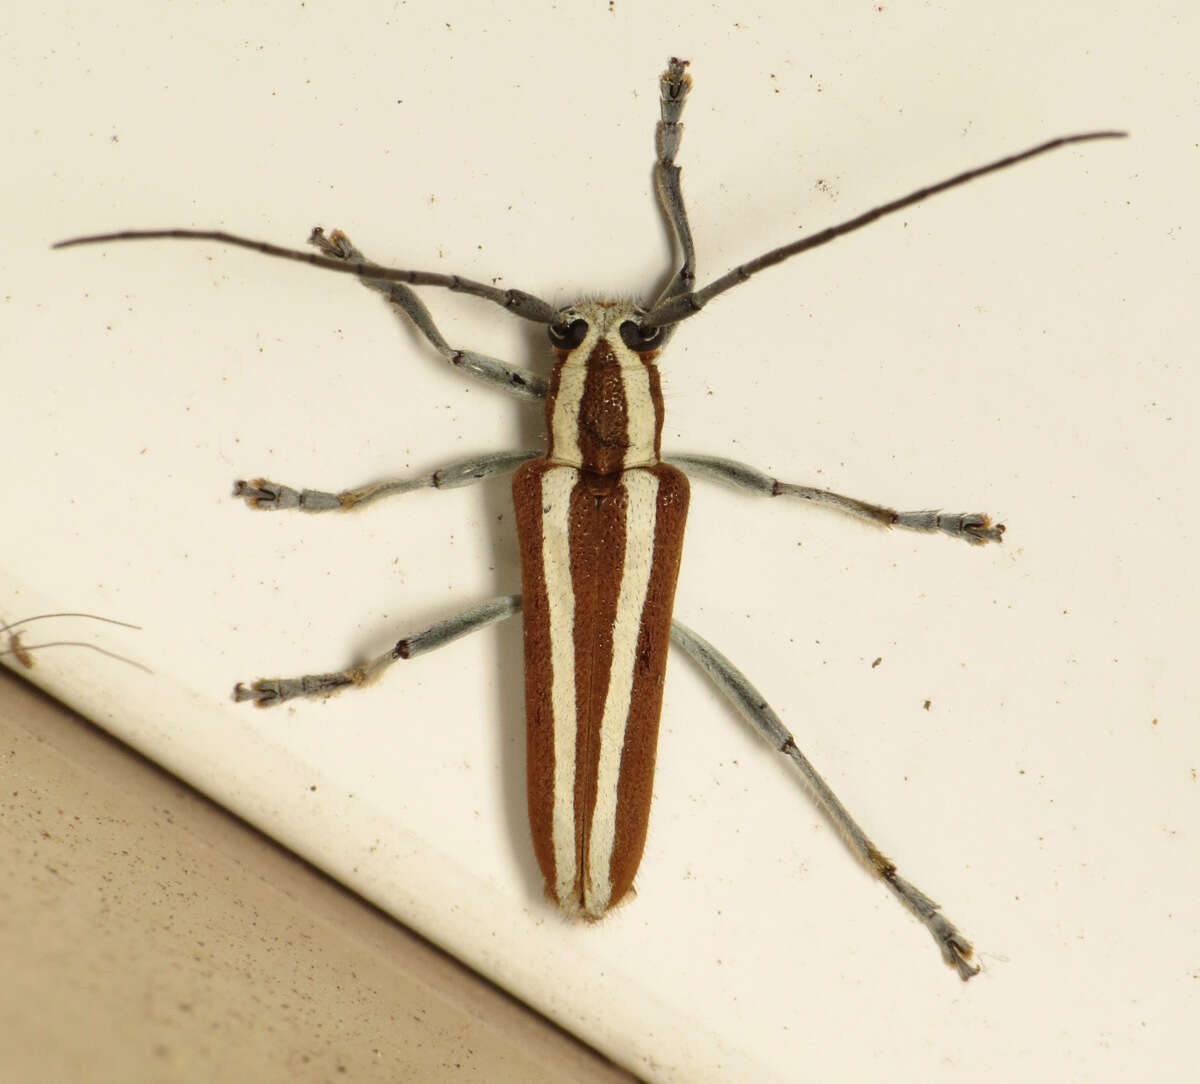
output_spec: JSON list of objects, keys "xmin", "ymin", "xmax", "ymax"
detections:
[{"xmin": 55, "ymin": 59, "xmax": 1124, "ymax": 979}]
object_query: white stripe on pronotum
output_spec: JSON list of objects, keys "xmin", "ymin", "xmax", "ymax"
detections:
[{"xmin": 54, "ymin": 58, "xmax": 1125, "ymax": 980}]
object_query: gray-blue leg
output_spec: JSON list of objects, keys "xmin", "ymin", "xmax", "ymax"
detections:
[
  {"xmin": 235, "ymin": 450, "xmax": 539, "ymax": 512},
  {"xmin": 234, "ymin": 595, "xmax": 522, "ymax": 705},
  {"xmin": 668, "ymin": 453, "xmax": 1004, "ymax": 545},
  {"xmin": 652, "ymin": 58, "xmax": 697, "ymax": 335},
  {"xmin": 669, "ymin": 617, "xmax": 979, "ymax": 980},
  {"xmin": 308, "ymin": 228, "xmax": 548, "ymax": 400}
]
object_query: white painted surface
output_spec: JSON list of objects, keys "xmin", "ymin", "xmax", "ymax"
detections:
[{"xmin": 3, "ymin": 3, "xmax": 1195, "ymax": 1081}]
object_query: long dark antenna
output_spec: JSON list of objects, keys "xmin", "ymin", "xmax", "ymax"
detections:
[
  {"xmin": 642, "ymin": 131, "xmax": 1126, "ymax": 328},
  {"xmin": 53, "ymin": 228, "xmax": 560, "ymax": 325}
]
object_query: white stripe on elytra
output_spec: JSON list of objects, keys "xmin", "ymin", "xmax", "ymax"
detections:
[
  {"xmin": 540, "ymin": 466, "xmax": 581, "ymax": 907},
  {"xmin": 583, "ymin": 468, "xmax": 661, "ymax": 916}
]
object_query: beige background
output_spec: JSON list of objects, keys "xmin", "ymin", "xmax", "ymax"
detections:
[{"xmin": 3, "ymin": 1, "xmax": 1197, "ymax": 1080}]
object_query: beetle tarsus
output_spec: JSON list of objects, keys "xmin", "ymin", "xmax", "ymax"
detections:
[
  {"xmin": 308, "ymin": 226, "xmax": 358, "ymax": 260},
  {"xmin": 930, "ymin": 916, "xmax": 981, "ymax": 981},
  {"xmin": 234, "ymin": 478, "xmax": 296, "ymax": 509},
  {"xmin": 880, "ymin": 865, "xmax": 981, "ymax": 979},
  {"xmin": 233, "ymin": 680, "xmax": 280, "ymax": 706},
  {"xmin": 959, "ymin": 514, "xmax": 1005, "ymax": 545},
  {"xmin": 893, "ymin": 509, "xmax": 1005, "ymax": 544},
  {"xmin": 234, "ymin": 670, "xmax": 360, "ymax": 705}
]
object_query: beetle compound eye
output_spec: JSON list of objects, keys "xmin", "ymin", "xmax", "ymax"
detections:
[
  {"xmin": 619, "ymin": 320, "xmax": 663, "ymax": 351},
  {"xmin": 548, "ymin": 319, "xmax": 588, "ymax": 349}
]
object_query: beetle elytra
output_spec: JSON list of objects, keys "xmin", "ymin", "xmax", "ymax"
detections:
[{"xmin": 55, "ymin": 59, "xmax": 1124, "ymax": 979}]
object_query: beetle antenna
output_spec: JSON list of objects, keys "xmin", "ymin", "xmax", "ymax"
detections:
[
  {"xmin": 1, "ymin": 612, "xmax": 142, "ymax": 635},
  {"xmin": 1, "ymin": 612, "xmax": 151, "ymax": 673},
  {"xmin": 642, "ymin": 130, "xmax": 1127, "ymax": 328},
  {"xmin": 53, "ymin": 228, "xmax": 560, "ymax": 326}
]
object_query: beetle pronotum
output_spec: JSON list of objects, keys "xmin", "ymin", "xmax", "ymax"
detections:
[{"xmin": 56, "ymin": 59, "xmax": 1124, "ymax": 979}]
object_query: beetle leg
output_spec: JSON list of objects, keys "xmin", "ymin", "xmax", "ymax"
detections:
[
  {"xmin": 670, "ymin": 617, "xmax": 980, "ymax": 980},
  {"xmin": 233, "ymin": 595, "xmax": 522, "ymax": 706},
  {"xmin": 308, "ymin": 227, "xmax": 548, "ymax": 400},
  {"xmin": 234, "ymin": 450, "xmax": 539, "ymax": 513},
  {"xmin": 669, "ymin": 453, "xmax": 1004, "ymax": 544}
]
